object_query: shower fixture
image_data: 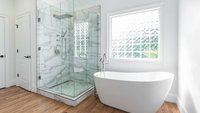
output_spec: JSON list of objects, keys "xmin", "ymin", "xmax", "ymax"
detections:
[
  {"xmin": 53, "ymin": 13, "xmax": 73, "ymax": 19},
  {"xmin": 61, "ymin": 30, "xmax": 67, "ymax": 37}
]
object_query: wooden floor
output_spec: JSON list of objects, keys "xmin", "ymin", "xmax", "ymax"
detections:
[{"xmin": 0, "ymin": 86, "xmax": 180, "ymax": 113}]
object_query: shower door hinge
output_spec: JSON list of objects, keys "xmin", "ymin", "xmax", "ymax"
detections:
[
  {"xmin": 16, "ymin": 24, "xmax": 19, "ymax": 28},
  {"xmin": 38, "ymin": 76, "xmax": 41, "ymax": 80},
  {"xmin": 38, "ymin": 47, "xmax": 41, "ymax": 51},
  {"xmin": 17, "ymin": 73, "xmax": 19, "ymax": 77},
  {"xmin": 38, "ymin": 18, "xmax": 41, "ymax": 22}
]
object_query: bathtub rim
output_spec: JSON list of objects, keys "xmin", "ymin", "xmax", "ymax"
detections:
[{"xmin": 94, "ymin": 71, "xmax": 174, "ymax": 83}]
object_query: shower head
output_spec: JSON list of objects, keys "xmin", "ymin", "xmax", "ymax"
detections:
[{"xmin": 53, "ymin": 13, "xmax": 73, "ymax": 19}]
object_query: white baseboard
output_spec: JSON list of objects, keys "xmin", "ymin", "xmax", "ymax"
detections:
[
  {"xmin": 166, "ymin": 94, "xmax": 188, "ymax": 113},
  {"xmin": 6, "ymin": 80, "xmax": 16, "ymax": 87},
  {"xmin": 177, "ymin": 97, "xmax": 189, "ymax": 113},
  {"xmin": 166, "ymin": 93, "xmax": 177, "ymax": 103},
  {"xmin": 0, "ymin": 81, "xmax": 4, "ymax": 88}
]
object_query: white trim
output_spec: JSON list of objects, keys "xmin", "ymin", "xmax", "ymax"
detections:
[
  {"xmin": 14, "ymin": 0, "xmax": 37, "ymax": 92},
  {"xmin": 165, "ymin": 93, "xmax": 177, "ymax": 103},
  {"xmin": 15, "ymin": 12, "xmax": 31, "ymax": 20},
  {"xmin": 165, "ymin": 94, "xmax": 189, "ymax": 113},
  {"xmin": 0, "ymin": 14, "xmax": 10, "ymax": 88},
  {"xmin": 15, "ymin": 11, "xmax": 37, "ymax": 92},
  {"xmin": 30, "ymin": 11, "xmax": 37, "ymax": 93},
  {"xmin": 0, "ymin": 81, "xmax": 5, "ymax": 88},
  {"xmin": 15, "ymin": 13, "xmax": 32, "ymax": 91},
  {"xmin": 106, "ymin": 3, "xmax": 164, "ymax": 65},
  {"xmin": 0, "ymin": 16, "xmax": 6, "ymax": 88},
  {"xmin": 177, "ymin": 97, "xmax": 189, "ymax": 113},
  {"xmin": 6, "ymin": 80, "xmax": 16, "ymax": 87}
]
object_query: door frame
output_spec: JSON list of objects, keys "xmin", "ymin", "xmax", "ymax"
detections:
[
  {"xmin": 0, "ymin": 14, "xmax": 10, "ymax": 88},
  {"xmin": 15, "ymin": 12, "xmax": 37, "ymax": 92},
  {"xmin": 15, "ymin": 13, "xmax": 31, "ymax": 91}
]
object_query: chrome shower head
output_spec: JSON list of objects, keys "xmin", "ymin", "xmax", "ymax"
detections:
[{"xmin": 53, "ymin": 13, "xmax": 73, "ymax": 19}]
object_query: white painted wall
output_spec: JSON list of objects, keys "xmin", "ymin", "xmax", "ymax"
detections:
[
  {"xmin": 14, "ymin": 0, "xmax": 35, "ymax": 15},
  {"xmin": 178, "ymin": 0, "xmax": 200, "ymax": 113},
  {"xmin": 100, "ymin": 0, "xmax": 178, "ymax": 100},
  {"xmin": 0, "ymin": 0, "xmax": 16, "ymax": 87}
]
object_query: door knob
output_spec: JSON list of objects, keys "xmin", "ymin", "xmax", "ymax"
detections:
[
  {"xmin": 24, "ymin": 56, "xmax": 31, "ymax": 58},
  {"xmin": 0, "ymin": 55, "xmax": 5, "ymax": 58}
]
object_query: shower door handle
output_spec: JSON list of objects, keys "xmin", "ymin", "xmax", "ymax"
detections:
[
  {"xmin": 24, "ymin": 56, "xmax": 31, "ymax": 59},
  {"xmin": 64, "ymin": 38, "xmax": 66, "ymax": 58}
]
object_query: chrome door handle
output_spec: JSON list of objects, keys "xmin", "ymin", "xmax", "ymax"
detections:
[{"xmin": 24, "ymin": 56, "xmax": 31, "ymax": 58}]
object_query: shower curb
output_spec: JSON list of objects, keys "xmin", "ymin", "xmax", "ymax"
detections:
[{"xmin": 37, "ymin": 87, "xmax": 94, "ymax": 106}]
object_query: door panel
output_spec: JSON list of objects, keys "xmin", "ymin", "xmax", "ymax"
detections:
[
  {"xmin": 0, "ymin": 17, "xmax": 5, "ymax": 88},
  {"xmin": 16, "ymin": 15, "xmax": 31, "ymax": 90}
]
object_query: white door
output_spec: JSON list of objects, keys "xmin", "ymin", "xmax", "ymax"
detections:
[
  {"xmin": 0, "ymin": 17, "xmax": 5, "ymax": 88},
  {"xmin": 16, "ymin": 15, "xmax": 31, "ymax": 90}
]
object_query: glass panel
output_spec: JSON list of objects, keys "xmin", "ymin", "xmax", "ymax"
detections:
[
  {"xmin": 73, "ymin": 6, "xmax": 101, "ymax": 97},
  {"xmin": 37, "ymin": 0, "xmax": 100, "ymax": 98}
]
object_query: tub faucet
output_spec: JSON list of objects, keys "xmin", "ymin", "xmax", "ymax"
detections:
[{"xmin": 99, "ymin": 53, "xmax": 107, "ymax": 71}]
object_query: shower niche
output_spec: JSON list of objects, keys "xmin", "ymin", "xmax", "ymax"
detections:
[{"xmin": 36, "ymin": 0, "xmax": 100, "ymax": 106}]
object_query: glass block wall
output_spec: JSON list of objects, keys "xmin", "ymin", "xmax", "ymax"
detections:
[{"xmin": 110, "ymin": 9, "xmax": 160, "ymax": 59}]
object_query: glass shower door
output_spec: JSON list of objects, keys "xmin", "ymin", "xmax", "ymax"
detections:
[{"xmin": 37, "ymin": 0, "xmax": 75, "ymax": 97}]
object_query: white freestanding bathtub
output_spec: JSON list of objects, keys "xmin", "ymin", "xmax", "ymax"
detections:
[{"xmin": 94, "ymin": 71, "xmax": 174, "ymax": 113}]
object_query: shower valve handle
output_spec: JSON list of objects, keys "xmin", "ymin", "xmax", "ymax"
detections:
[{"xmin": 24, "ymin": 56, "xmax": 31, "ymax": 58}]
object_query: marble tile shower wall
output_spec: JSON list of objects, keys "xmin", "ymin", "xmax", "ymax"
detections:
[{"xmin": 37, "ymin": 5, "xmax": 101, "ymax": 88}]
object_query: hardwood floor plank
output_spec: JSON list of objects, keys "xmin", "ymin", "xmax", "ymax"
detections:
[
  {"xmin": 89, "ymin": 101, "xmax": 105, "ymax": 113},
  {"xmin": 0, "ymin": 93, "xmax": 33, "ymax": 110},
  {"xmin": 0, "ymin": 87, "xmax": 180, "ymax": 113},
  {"xmin": 31, "ymin": 99, "xmax": 57, "ymax": 113},
  {"xmin": 12, "ymin": 95, "xmax": 49, "ymax": 113},
  {"xmin": 0, "ymin": 94, "xmax": 39, "ymax": 113},
  {"xmin": 101, "ymin": 105, "xmax": 115, "ymax": 113}
]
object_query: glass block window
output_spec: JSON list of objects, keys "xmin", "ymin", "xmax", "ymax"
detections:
[
  {"xmin": 110, "ymin": 8, "xmax": 160, "ymax": 60},
  {"xmin": 74, "ymin": 22, "xmax": 89, "ymax": 57}
]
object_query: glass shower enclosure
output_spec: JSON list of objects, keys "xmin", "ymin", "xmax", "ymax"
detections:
[{"xmin": 37, "ymin": 0, "xmax": 100, "ymax": 100}]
